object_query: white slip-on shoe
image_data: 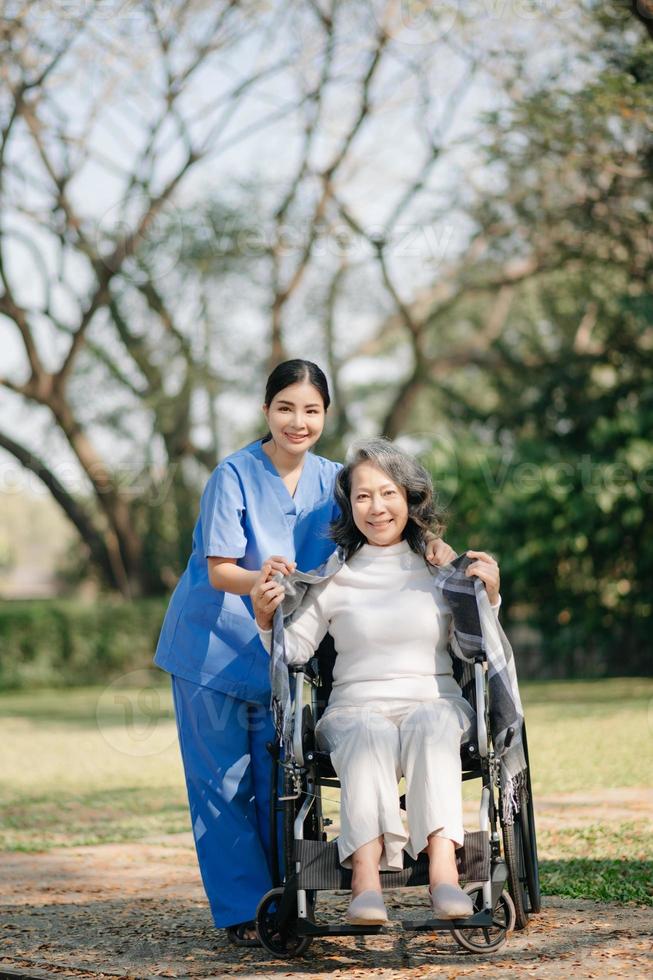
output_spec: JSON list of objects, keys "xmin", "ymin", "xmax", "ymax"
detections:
[
  {"xmin": 429, "ymin": 882, "xmax": 475, "ymax": 919},
  {"xmin": 345, "ymin": 889, "xmax": 389, "ymax": 925}
]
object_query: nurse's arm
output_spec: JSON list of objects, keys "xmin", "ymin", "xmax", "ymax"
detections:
[
  {"xmin": 208, "ymin": 557, "xmax": 258, "ymax": 595},
  {"xmin": 208, "ymin": 555, "xmax": 296, "ymax": 595}
]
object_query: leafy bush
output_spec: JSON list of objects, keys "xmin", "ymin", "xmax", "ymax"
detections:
[{"xmin": 0, "ymin": 599, "xmax": 167, "ymax": 690}]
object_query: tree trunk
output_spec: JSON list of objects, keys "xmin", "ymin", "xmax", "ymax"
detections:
[
  {"xmin": 0, "ymin": 429, "xmax": 120, "ymax": 590},
  {"xmin": 382, "ymin": 370, "xmax": 426, "ymax": 439},
  {"xmin": 50, "ymin": 395, "xmax": 143, "ymax": 596}
]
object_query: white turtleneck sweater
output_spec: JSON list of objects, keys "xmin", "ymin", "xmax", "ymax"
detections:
[{"xmin": 259, "ymin": 540, "xmax": 501, "ymax": 708}]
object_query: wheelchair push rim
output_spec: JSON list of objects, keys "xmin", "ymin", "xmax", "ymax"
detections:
[{"xmin": 502, "ymin": 725, "xmax": 541, "ymax": 929}]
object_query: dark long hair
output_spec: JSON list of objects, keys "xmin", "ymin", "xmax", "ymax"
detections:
[
  {"xmin": 264, "ymin": 359, "xmax": 331, "ymax": 410},
  {"xmin": 331, "ymin": 438, "xmax": 446, "ymax": 560}
]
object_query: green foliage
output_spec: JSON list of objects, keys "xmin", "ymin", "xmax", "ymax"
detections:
[
  {"xmin": 436, "ymin": 418, "xmax": 653, "ymax": 676},
  {"xmin": 422, "ymin": 19, "xmax": 653, "ymax": 677},
  {"xmin": 539, "ymin": 821, "xmax": 653, "ymax": 904},
  {"xmin": 0, "ymin": 599, "xmax": 167, "ymax": 690},
  {"xmin": 540, "ymin": 860, "xmax": 653, "ymax": 905}
]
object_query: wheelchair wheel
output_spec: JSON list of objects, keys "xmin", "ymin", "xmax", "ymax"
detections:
[
  {"xmin": 451, "ymin": 885, "xmax": 515, "ymax": 954},
  {"xmin": 502, "ymin": 771, "xmax": 540, "ymax": 928},
  {"xmin": 502, "ymin": 814, "xmax": 529, "ymax": 930},
  {"xmin": 256, "ymin": 887, "xmax": 312, "ymax": 958},
  {"xmin": 521, "ymin": 725, "xmax": 542, "ymax": 912}
]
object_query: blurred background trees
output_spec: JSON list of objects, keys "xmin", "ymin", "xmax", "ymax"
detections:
[{"xmin": 0, "ymin": 1, "xmax": 651, "ymax": 678}]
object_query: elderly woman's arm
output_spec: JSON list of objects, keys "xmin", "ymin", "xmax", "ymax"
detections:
[{"xmin": 251, "ymin": 567, "xmax": 330, "ymax": 665}]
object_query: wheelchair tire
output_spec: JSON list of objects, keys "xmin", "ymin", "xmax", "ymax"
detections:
[
  {"xmin": 451, "ymin": 885, "xmax": 515, "ymax": 953},
  {"xmin": 502, "ymin": 744, "xmax": 541, "ymax": 928},
  {"xmin": 256, "ymin": 887, "xmax": 313, "ymax": 958},
  {"xmin": 502, "ymin": 812, "xmax": 529, "ymax": 930},
  {"xmin": 521, "ymin": 724, "xmax": 542, "ymax": 913}
]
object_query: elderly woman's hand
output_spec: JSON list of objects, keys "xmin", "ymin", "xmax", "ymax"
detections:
[
  {"xmin": 251, "ymin": 561, "xmax": 287, "ymax": 631},
  {"xmin": 425, "ymin": 537, "xmax": 456, "ymax": 566},
  {"xmin": 465, "ymin": 550, "xmax": 500, "ymax": 605}
]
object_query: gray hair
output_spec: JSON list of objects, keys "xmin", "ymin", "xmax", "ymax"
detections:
[{"xmin": 331, "ymin": 437, "xmax": 446, "ymax": 559}]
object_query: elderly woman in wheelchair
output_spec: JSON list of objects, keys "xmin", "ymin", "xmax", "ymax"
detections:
[{"xmin": 252, "ymin": 438, "xmax": 502, "ymax": 927}]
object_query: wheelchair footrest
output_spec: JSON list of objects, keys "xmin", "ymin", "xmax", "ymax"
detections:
[
  {"xmin": 402, "ymin": 909, "xmax": 494, "ymax": 931},
  {"xmin": 297, "ymin": 920, "xmax": 384, "ymax": 937},
  {"xmin": 295, "ymin": 830, "xmax": 490, "ymax": 891}
]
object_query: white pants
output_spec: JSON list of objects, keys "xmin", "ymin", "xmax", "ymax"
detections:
[{"xmin": 315, "ymin": 698, "xmax": 474, "ymax": 871}]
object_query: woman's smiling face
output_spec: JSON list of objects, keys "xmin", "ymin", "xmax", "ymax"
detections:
[
  {"xmin": 350, "ymin": 462, "xmax": 409, "ymax": 547},
  {"xmin": 262, "ymin": 380, "xmax": 326, "ymax": 457}
]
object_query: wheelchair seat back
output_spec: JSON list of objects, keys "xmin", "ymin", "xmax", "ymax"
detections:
[{"xmin": 306, "ymin": 636, "xmax": 480, "ymax": 774}]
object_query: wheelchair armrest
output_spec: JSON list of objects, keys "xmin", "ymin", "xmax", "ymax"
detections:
[{"xmin": 290, "ymin": 664, "xmax": 320, "ymax": 767}]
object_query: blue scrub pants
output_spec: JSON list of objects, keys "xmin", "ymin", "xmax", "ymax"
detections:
[{"xmin": 171, "ymin": 675, "xmax": 278, "ymax": 928}]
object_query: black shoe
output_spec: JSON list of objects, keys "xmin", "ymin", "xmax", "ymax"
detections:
[{"xmin": 225, "ymin": 920, "xmax": 260, "ymax": 947}]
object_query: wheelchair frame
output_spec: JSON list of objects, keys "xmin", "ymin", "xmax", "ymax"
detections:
[{"xmin": 256, "ymin": 640, "xmax": 540, "ymax": 957}]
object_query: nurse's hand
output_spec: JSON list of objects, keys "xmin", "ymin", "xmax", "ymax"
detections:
[
  {"xmin": 425, "ymin": 536, "xmax": 456, "ymax": 566},
  {"xmin": 262, "ymin": 555, "xmax": 297, "ymax": 577},
  {"xmin": 251, "ymin": 568, "xmax": 286, "ymax": 631},
  {"xmin": 465, "ymin": 550, "xmax": 500, "ymax": 605}
]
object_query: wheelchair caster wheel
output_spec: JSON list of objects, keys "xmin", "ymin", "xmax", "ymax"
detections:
[
  {"xmin": 256, "ymin": 887, "xmax": 313, "ymax": 958},
  {"xmin": 451, "ymin": 885, "xmax": 516, "ymax": 954}
]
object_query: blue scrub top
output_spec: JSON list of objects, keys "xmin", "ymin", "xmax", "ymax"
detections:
[{"xmin": 154, "ymin": 440, "xmax": 341, "ymax": 703}]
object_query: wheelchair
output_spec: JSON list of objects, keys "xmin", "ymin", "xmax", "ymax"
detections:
[{"xmin": 256, "ymin": 634, "xmax": 541, "ymax": 957}]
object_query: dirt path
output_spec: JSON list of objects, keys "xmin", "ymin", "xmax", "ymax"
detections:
[
  {"xmin": 526, "ymin": 787, "xmax": 653, "ymax": 831},
  {"xmin": 1, "ymin": 790, "xmax": 651, "ymax": 979}
]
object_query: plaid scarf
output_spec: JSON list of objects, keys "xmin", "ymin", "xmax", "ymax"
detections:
[{"xmin": 270, "ymin": 549, "xmax": 527, "ymax": 821}]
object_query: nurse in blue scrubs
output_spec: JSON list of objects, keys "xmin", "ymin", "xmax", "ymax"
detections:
[{"xmin": 154, "ymin": 359, "xmax": 455, "ymax": 945}]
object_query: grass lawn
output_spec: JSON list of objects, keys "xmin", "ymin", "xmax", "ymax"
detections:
[{"xmin": 0, "ymin": 675, "xmax": 651, "ymax": 904}]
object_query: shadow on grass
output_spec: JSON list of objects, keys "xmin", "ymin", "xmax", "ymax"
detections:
[
  {"xmin": 0, "ymin": 684, "xmax": 175, "ymax": 727},
  {"xmin": 540, "ymin": 858, "xmax": 653, "ymax": 905},
  {"xmin": 1, "ymin": 785, "xmax": 190, "ymax": 851},
  {"xmin": 521, "ymin": 676, "xmax": 653, "ymax": 706}
]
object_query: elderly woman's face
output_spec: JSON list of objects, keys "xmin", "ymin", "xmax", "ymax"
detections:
[{"xmin": 350, "ymin": 462, "xmax": 409, "ymax": 547}]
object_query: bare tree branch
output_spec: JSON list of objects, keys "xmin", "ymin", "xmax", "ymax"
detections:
[
  {"xmin": 269, "ymin": 25, "xmax": 388, "ymax": 362},
  {"xmin": 107, "ymin": 296, "xmax": 163, "ymax": 394},
  {"xmin": 323, "ymin": 261, "xmax": 351, "ymax": 442},
  {"xmin": 0, "ymin": 427, "xmax": 122, "ymax": 591},
  {"xmin": 0, "ymin": 293, "xmax": 48, "ymax": 393}
]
